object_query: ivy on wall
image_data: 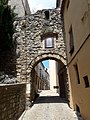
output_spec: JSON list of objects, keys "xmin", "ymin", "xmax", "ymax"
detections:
[{"xmin": 0, "ymin": 0, "xmax": 16, "ymax": 52}]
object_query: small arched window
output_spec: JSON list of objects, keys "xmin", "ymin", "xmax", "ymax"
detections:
[{"xmin": 44, "ymin": 10, "xmax": 49, "ymax": 20}]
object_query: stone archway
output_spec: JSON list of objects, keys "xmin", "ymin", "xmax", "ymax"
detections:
[
  {"xmin": 26, "ymin": 53, "xmax": 69, "ymax": 102},
  {"xmin": 13, "ymin": 8, "xmax": 69, "ymax": 102},
  {"xmin": 14, "ymin": 8, "xmax": 67, "ymax": 82},
  {"xmin": 28, "ymin": 52, "xmax": 67, "ymax": 77}
]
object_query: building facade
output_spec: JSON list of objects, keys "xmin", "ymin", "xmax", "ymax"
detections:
[
  {"xmin": 35, "ymin": 62, "xmax": 50, "ymax": 90},
  {"xmin": 30, "ymin": 62, "xmax": 50, "ymax": 101},
  {"xmin": 61, "ymin": 0, "xmax": 90, "ymax": 119},
  {"xmin": 49, "ymin": 60, "xmax": 58, "ymax": 92},
  {"xmin": 49, "ymin": 59, "xmax": 69, "ymax": 99},
  {"xmin": 9, "ymin": 0, "xmax": 31, "ymax": 17}
]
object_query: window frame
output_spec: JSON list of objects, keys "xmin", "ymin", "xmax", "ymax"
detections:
[
  {"xmin": 44, "ymin": 10, "xmax": 50, "ymax": 20},
  {"xmin": 83, "ymin": 75, "xmax": 90, "ymax": 88},
  {"xmin": 67, "ymin": 0, "xmax": 70, "ymax": 9},
  {"xmin": 69, "ymin": 26, "xmax": 74, "ymax": 55},
  {"xmin": 44, "ymin": 37, "xmax": 54, "ymax": 48},
  {"xmin": 74, "ymin": 63, "xmax": 80, "ymax": 84},
  {"xmin": 41, "ymin": 32, "xmax": 58, "ymax": 49}
]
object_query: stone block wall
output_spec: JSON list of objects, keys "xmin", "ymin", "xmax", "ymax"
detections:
[{"xmin": 0, "ymin": 83, "xmax": 26, "ymax": 120}]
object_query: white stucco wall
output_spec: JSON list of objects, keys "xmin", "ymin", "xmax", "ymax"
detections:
[{"xmin": 49, "ymin": 60, "xmax": 57, "ymax": 92}]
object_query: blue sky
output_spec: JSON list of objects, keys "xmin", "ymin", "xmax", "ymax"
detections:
[
  {"xmin": 28, "ymin": 0, "xmax": 56, "ymax": 13},
  {"xmin": 42, "ymin": 60, "xmax": 49, "ymax": 69}
]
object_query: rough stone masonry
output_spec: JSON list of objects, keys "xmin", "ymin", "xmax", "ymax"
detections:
[{"xmin": 13, "ymin": 8, "xmax": 67, "ymax": 83}]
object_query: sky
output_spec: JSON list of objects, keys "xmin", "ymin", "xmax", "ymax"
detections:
[
  {"xmin": 42, "ymin": 60, "xmax": 49, "ymax": 69},
  {"xmin": 28, "ymin": 0, "xmax": 56, "ymax": 13}
]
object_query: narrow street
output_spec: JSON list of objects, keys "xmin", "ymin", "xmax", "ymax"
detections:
[{"xmin": 19, "ymin": 90, "xmax": 83, "ymax": 120}]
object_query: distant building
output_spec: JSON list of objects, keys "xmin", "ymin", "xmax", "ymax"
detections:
[
  {"xmin": 60, "ymin": 0, "xmax": 90, "ymax": 119},
  {"xmin": 30, "ymin": 62, "xmax": 50, "ymax": 101},
  {"xmin": 9, "ymin": 0, "xmax": 31, "ymax": 17},
  {"xmin": 49, "ymin": 60, "xmax": 59, "ymax": 93},
  {"xmin": 49, "ymin": 59, "xmax": 68, "ymax": 99},
  {"xmin": 35, "ymin": 62, "xmax": 50, "ymax": 90}
]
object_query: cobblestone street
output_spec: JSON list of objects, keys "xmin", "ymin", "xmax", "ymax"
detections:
[{"xmin": 19, "ymin": 90, "xmax": 83, "ymax": 120}]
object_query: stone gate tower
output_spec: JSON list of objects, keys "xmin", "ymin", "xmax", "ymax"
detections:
[{"xmin": 13, "ymin": 8, "xmax": 68, "ymax": 100}]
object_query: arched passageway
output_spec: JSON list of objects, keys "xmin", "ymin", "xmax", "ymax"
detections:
[
  {"xmin": 13, "ymin": 8, "xmax": 70, "ymax": 104},
  {"xmin": 28, "ymin": 54, "xmax": 69, "ymax": 102}
]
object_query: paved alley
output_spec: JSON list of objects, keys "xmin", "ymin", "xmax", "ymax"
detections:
[{"xmin": 19, "ymin": 90, "xmax": 83, "ymax": 120}]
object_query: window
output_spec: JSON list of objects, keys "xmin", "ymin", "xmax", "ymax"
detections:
[
  {"xmin": 67, "ymin": 0, "xmax": 70, "ymax": 9},
  {"xmin": 45, "ymin": 37, "xmax": 54, "ymax": 48},
  {"xmin": 69, "ymin": 26, "xmax": 74, "ymax": 55},
  {"xmin": 42, "ymin": 75, "xmax": 43, "ymax": 79},
  {"xmin": 41, "ymin": 33, "xmax": 58, "ymax": 48},
  {"xmin": 74, "ymin": 63, "xmax": 80, "ymax": 84},
  {"xmin": 39, "ymin": 68, "xmax": 42, "ymax": 77},
  {"xmin": 76, "ymin": 105, "xmax": 80, "ymax": 113},
  {"xmin": 53, "ymin": 86, "xmax": 59, "ymax": 89},
  {"xmin": 56, "ymin": 0, "xmax": 60, "ymax": 8},
  {"xmin": 44, "ymin": 10, "xmax": 49, "ymax": 20},
  {"xmin": 83, "ymin": 75, "xmax": 89, "ymax": 88}
]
